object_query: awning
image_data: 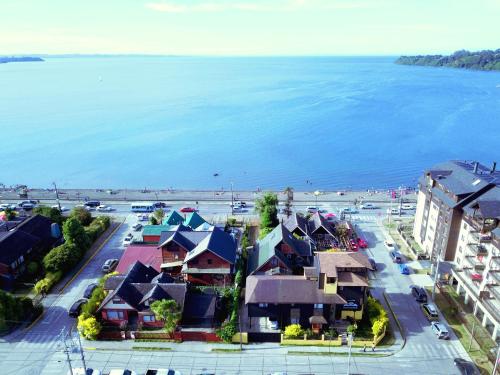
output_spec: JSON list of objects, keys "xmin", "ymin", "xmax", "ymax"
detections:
[
  {"xmin": 309, "ymin": 315, "xmax": 328, "ymax": 325},
  {"xmin": 161, "ymin": 261, "xmax": 183, "ymax": 268}
]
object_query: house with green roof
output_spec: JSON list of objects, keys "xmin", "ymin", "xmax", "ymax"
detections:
[
  {"xmin": 162, "ymin": 211, "xmax": 185, "ymax": 226},
  {"xmin": 142, "ymin": 225, "xmax": 171, "ymax": 242},
  {"xmin": 184, "ymin": 211, "xmax": 208, "ymax": 230}
]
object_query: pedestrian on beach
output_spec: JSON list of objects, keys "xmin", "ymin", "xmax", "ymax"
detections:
[
  {"xmin": 371, "ymin": 343, "xmax": 375, "ymax": 352},
  {"xmin": 363, "ymin": 344, "xmax": 366, "ymax": 352}
]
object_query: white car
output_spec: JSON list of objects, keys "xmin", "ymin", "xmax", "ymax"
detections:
[
  {"xmin": 71, "ymin": 368, "xmax": 102, "ymax": 375},
  {"xmin": 386, "ymin": 208, "xmax": 400, "ymax": 215},
  {"xmin": 97, "ymin": 205, "xmax": 114, "ymax": 212},
  {"xmin": 360, "ymin": 203, "xmax": 377, "ymax": 209},
  {"xmin": 402, "ymin": 204, "xmax": 415, "ymax": 210},
  {"xmin": 384, "ymin": 240, "xmax": 395, "ymax": 249},
  {"xmin": 51, "ymin": 205, "xmax": 69, "ymax": 212},
  {"xmin": 109, "ymin": 370, "xmax": 137, "ymax": 375}
]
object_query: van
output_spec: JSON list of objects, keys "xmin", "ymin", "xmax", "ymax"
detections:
[
  {"xmin": 411, "ymin": 286, "xmax": 427, "ymax": 303},
  {"xmin": 431, "ymin": 322, "xmax": 450, "ymax": 339},
  {"xmin": 421, "ymin": 303, "xmax": 439, "ymax": 321}
]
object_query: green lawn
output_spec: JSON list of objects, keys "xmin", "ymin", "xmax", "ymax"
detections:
[{"xmin": 432, "ymin": 288, "xmax": 495, "ymax": 375}]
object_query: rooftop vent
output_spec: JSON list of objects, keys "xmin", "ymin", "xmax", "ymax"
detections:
[{"xmin": 473, "ymin": 162, "xmax": 479, "ymax": 174}]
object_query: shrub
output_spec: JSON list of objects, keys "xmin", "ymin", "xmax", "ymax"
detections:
[
  {"xmin": 33, "ymin": 271, "xmax": 63, "ymax": 294},
  {"xmin": 33, "ymin": 205, "xmax": 64, "ymax": 225},
  {"xmin": 63, "ymin": 217, "xmax": 90, "ymax": 252},
  {"xmin": 150, "ymin": 299, "xmax": 181, "ymax": 334},
  {"xmin": 216, "ymin": 320, "xmax": 237, "ymax": 343},
  {"xmin": 234, "ymin": 269, "xmax": 243, "ymax": 286},
  {"xmin": 366, "ymin": 297, "xmax": 389, "ymax": 339},
  {"xmin": 0, "ymin": 290, "xmax": 36, "ymax": 331},
  {"xmin": 347, "ymin": 324, "xmax": 357, "ymax": 334},
  {"xmin": 81, "ymin": 285, "xmax": 105, "ymax": 316},
  {"xmin": 43, "ymin": 243, "xmax": 81, "ymax": 273},
  {"xmin": 69, "ymin": 207, "xmax": 93, "ymax": 226},
  {"xmin": 284, "ymin": 324, "xmax": 303, "ymax": 339},
  {"xmin": 77, "ymin": 314, "xmax": 101, "ymax": 340},
  {"xmin": 372, "ymin": 318, "xmax": 388, "ymax": 337}
]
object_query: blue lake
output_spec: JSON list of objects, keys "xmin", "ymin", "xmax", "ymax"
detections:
[{"xmin": 1, "ymin": 56, "xmax": 499, "ymax": 190}]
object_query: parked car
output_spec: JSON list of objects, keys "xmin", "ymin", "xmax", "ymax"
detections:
[
  {"xmin": 431, "ymin": 322, "xmax": 450, "ymax": 340},
  {"xmin": 401, "ymin": 204, "xmax": 415, "ymax": 210},
  {"xmin": 349, "ymin": 239, "xmax": 359, "ymax": 251},
  {"xmin": 386, "ymin": 208, "xmax": 401, "ymax": 215},
  {"xmin": 399, "ymin": 263, "xmax": 410, "ymax": 275},
  {"xmin": 343, "ymin": 299, "xmax": 359, "ymax": 310},
  {"xmin": 389, "ymin": 251, "xmax": 403, "ymax": 263},
  {"xmin": 269, "ymin": 319, "xmax": 279, "ymax": 330},
  {"xmin": 454, "ymin": 358, "xmax": 481, "ymax": 375},
  {"xmin": 123, "ymin": 237, "xmax": 134, "ymax": 246},
  {"xmin": 132, "ymin": 223, "xmax": 143, "ymax": 231},
  {"xmin": 360, "ymin": 203, "xmax": 377, "ymax": 209},
  {"xmin": 180, "ymin": 207, "xmax": 196, "ymax": 213},
  {"xmin": 102, "ymin": 259, "xmax": 119, "ymax": 273},
  {"xmin": 83, "ymin": 283, "xmax": 98, "ymax": 299},
  {"xmin": 145, "ymin": 370, "xmax": 181, "ymax": 375},
  {"xmin": 75, "ymin": 204, "xmax": 92, "ymax": 211},
  {"xmin": 0, "ymin": 203, "xmax": 17, "ymax": 210},
  {"xmin": 421, "ymin": 303, "xmax": 439, "ymax": 321},
  {"xmin": 411, "ymin": 286, "xmax": 428, "ymax": 303},
  {"xmin": 137, "ymin": 214, "xmax": 149, "ymax": 221},
  {"xmin": 108, "ymin": 370, "xmax": 137, "ymax": 375},
  {"xmin": 307, "ymin": 206, "xmax": 318, "ymax": 213},
  {"xmin": 341, "ymin": 207, "xmax": 358, "ymax": 214},
  {"xmin": 368, "ymin": 257, "xmax": 377, "ymax": 271},
  {"xmin": 20, "ymin": 202, "xmax": 35, "ymax": 210},
  {"xmin": 71, "ymin": 368, "xmax": 102, "ymax": 375},
  {"xmin": 84, "ymin": 200, "xmax": 101, "ymax": 208},
  {"xmin": 384, "ymin": 240, "xmax": 395, "ymax": 250},
  {"xmin": 18, "ymin": 200, "xmax": 37, "ymax": 207},
  {"xmin": 357, "ymin": 238, "xmax": 368, "ymax": 248},
  {"xmin": 68, "ymin": 298, "xmax": 88, "ymax": 317},
  {"xmin": 235, "ymin": 201, "xmax": 247, "ymax": 207},
  {"xmin": 96, "ymin": 205, "xmax": 113, "ymax": 212},
  {"xmin": 51, "ymin": 205, "xmax": 69, "ymax": 212}
]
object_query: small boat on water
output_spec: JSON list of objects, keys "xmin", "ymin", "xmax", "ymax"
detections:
[{"xmin": 213, "ymin": 173, "xmax": 219, "ymax": 177}]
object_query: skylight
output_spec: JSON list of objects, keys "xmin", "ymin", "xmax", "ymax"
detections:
[{"xmin": 472, "ymin": 179, "xmax": 481, "ymax": 186}]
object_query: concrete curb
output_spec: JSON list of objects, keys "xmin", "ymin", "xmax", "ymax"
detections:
[{"xmin": 382, "ymin": 292, "xmax": 406, "ymax": 350}]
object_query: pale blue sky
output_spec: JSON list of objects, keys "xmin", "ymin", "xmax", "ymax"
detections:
[{"xmin": 1, "ymin": 0, "xmax": 499, "ymax": 55}]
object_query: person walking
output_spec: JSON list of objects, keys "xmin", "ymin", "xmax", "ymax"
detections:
[
  {"xmin": 363, "ymin": 344, "xmax": 366, "ymax": 352},
  {"xmin": 371, "ymin": 343, "xmax": 375, "ymax": 352}
]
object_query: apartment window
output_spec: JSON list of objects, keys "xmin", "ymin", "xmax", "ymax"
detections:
[
  {"xmin": 143, "ymin": 315, "xmax": 155, "ymax": 322},
  {"xmin": 258, "ymin": 303, "xmax": 268, "ymax": 308},
  {"xmin": 207, "ymin": 259, "xmax": 213, "ymax": 265},
  {"xmin": 463, "ymin": 223, "xmax": 468, "ymax": 230},
  {"xmin": 458, "ymin": 246, "xmax": 463, "ymax": 254},
  {"xmin": 107, "ymin": 311, "xmax": 124, "ymax": 320},
  {"xmin": 457, "ymin": 258, "xmax": 461, "ymax": 265},
  {"xmin": 314, "ymin": 304, "xmax": 323, "ymax": 309},
  {"xmin": 461, "ymin": 234, "xmax": 465, "ymax": 241}
]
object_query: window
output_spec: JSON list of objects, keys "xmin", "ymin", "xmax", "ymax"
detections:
[
  {"xmin": 461, "ymin": 234, "xmax": 465, "ymax": 241},
  {"xmin": 174, "ymin": 254, "xmax": 179, "ymax": 260},
  {"xmin": 291, "ymin": 317, "xmax": 300, "ymax": 324},
  {"xmin": 458, "ymin": 246, "xmax": 463, "ymax": 254},
  {"xmin": 463, "ymin": 223, "xmax": 468, "ymax": 230},
  {"xmin": 314, "ymin": 304, "xmax": 323, "ymax": 309},
  {"xmin": 457, "ymin": 258, "xmax": 461, "ymax": 265},
  {"xmin": 143, "ymin": 315, "xmax": 155, "ymax": 322},
  {"xmin": 207, "ymin": 259, "xmax": 213, "ymax": 265},
  {"xmin": 107, "ymin": 311, "xmax": 124, "ymax": 320},
  {"xmin": 112, "ymin": 298, "xmax": 122, "ymax": 304},
  {"xmin": 258, "ymin": 303, "xmax": 268, "ymax": 308}
]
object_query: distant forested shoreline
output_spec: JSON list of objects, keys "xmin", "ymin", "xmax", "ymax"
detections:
[
  {"xmin": 0, "ymin": 56, "xmax": 44, "ymax": 64},
  {"xmin": 395, "ymin": 49, "xmax": 500, "ymax": 71}
]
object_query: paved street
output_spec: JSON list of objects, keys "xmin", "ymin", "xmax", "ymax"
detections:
[{"xmin": 0, "ymin": 209, "xmax": 473, "ymax": 375}]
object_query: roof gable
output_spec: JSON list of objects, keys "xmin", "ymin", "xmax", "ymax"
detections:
[
  {"xmin": 163, "ymin": 211, "xmax": 185, "ymax": 226},
  {"xmin": 184, "ymin": 212, "xmax": 207, "ymax": 230},
  {"xmin": 0, "ymin": 230, "xmax": 40, "ymax": 264},
  {"xmin": 184, "ymin": 227, "xmax": 236, "ymax": 264}
]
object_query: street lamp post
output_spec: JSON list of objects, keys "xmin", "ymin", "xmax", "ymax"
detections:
[
  {"xmin": 231, "ymin": 182, "xmax": 234, "ymax": 215},
  {"xmin": 53, "ymin": 182, "xmax": 61, "ymax": 211},
  {"xmin": 431, "ymin": 247, "xmax": 443, "ymax": 301},
  {"xmin": 346, "ymin": 332, "xmax": 354, "ymax": 375},
  {"xmin": 314, "ymin": 190, "xmax": 320, "ymax": 210}
]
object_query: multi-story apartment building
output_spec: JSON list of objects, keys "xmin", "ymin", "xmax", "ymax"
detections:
[{"xmin": 413, "ymin": 160, "xmax": 499, "ymax": 341}]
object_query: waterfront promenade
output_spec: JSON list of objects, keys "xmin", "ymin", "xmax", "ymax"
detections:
[{"xmin": 0, "ymin": 187, "xmax": 417, "ymax": 204}]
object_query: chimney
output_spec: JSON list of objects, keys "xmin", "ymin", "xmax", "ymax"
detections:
[
  {"xmin": 491, "ymin": 161, "xmax": 497, "ymax": 174},
  {"xmin": 473, "ymin": 162, "xmax": 479, "ymax": 174}
]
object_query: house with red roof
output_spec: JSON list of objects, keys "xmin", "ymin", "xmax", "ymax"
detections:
[{"xmin": 116, "ymin": 244, "xmax": 162, "ymax": 274}]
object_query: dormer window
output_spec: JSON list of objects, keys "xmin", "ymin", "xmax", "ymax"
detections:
[{"xmin": 112, "ymin": 297, "xmax": 122, "ymax": 304}]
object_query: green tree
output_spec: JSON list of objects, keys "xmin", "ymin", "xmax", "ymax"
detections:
[
  {"xmin": 284, "ymin": 324, "xmax": 303, "ymax": 339},
  {"xmin": 69, "ymin": 207, "xmax": 92, "ymax": 226},
  {"xmin": 33, "ymin": 205, "xmax": 63, "ymax": 225},
  {"xmin": 372, "ymin": 318, "xmax": 388, "ymax": 338},
  {"xmin": 216, "ymin": 320, "xmax": 237, "ymax": 343},
  {"xmin": 283, "ymin": 187, "xmax": 294, "ymax": 218},
  {"xmin": 149, "ymin": 216, "xmax": 159, "ymax": 225},
  {"xmin": 153, "ymin": 209, "xmax": 165, "ymax": 224},
  {"xmin": 255, "ymin": 192, "xmax": 279, "ymax": 232},
  {"xmin": 150, "ymin": 299, "xmax": 181, "ymax": 334},
  {"xmin": 63, "ymin": 217, "xmax": 90, "ymax": 252},
  {"xmin": 3, "ymin": 208, "xmax": 16, "ymax": 220},
  {"xmin": 43, "ymin": 243, "xmax": 80, "ymax": 273}
]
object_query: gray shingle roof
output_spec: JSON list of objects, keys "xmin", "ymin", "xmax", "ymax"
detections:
[{"xmin": 184, "ymin": 227, "xmax": 236, "ymax": 264}]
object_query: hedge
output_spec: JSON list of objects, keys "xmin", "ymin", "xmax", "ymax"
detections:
[{"xmin": 0, "ymin": 290, "xmax": 35, "ymax": 331}]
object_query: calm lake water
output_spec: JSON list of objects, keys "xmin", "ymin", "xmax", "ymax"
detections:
[{"xmin": 1, "ymin": 56, "xmax": 499, "ymax": 190}]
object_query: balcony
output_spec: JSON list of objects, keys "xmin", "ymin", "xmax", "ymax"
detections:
[
  {"xmin": 470, "ymin": 231, "xmax": 492, "ymax": 243},
  {"xmin": 464, "ymin": 256, "xmax": 486, "ymax": 271},
  {"xmin": 466, "ymin": 243, "xmax": 488, "ymax": 256}
]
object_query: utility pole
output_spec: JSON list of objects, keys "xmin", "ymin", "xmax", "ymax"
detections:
[
  {"xmin": 53, "ymin": 182, "xmax": 61, "ymax": 211},
  {"xmin": 231, "ymin": 182, "xmax": 234, "ymax": 215},
  {"xmin": 76, "ymin": 329, "xmax": 87, "ymax": 372},
  {"xmin": 492, "ymin": 343, "xmax": 499, "ymax": 375},
  {"xmin": 431, "ymin": 250, "xmax": 441, "ymax": 301},
  {"xmin": 60, "ymin": 329, "xmax": 73, "ymax": 375},
  {"xmin": 346, "ymin": 332, "xmax": 353, "ymax": 375}
]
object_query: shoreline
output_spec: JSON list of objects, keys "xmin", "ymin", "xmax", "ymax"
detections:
[{"xmin": 0, "ymin": 187, "xmax": 417, "ymax": 204}]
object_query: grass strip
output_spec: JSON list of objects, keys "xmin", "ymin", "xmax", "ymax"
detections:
[
  {"xmin": 211, "ymin": 348, "xmax": 243, "ymax": 353},
  {"xmin": 131, "ymin": 346, "xmax": 172, "ymax": 351},
  {"xmin": 288, "ymin": 351, "xmax": 390, "ymax": 358}
]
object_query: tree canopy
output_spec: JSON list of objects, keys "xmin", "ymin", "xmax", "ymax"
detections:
[
  {"xmin": 150, "ymin": 299, "xmax": 181, "ymax": 334},
  {"xmin": 396, "ymin": 49, "xmax": 500, "ymax": 71}
]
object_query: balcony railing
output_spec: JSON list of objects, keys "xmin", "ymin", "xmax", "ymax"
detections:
[
  {"xmin": 470, "ymin": 231, "xmax": 492, "ymax": 243},
  {"xmin": 466, "ymin": 243, "xmax": 488, "ymax": 256}
]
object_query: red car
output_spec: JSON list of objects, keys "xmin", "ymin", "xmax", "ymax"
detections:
[
  {"xmin": 180, "ymin": 207, "xmax": 196, "ymax": 213},
  {"xmin": 357, "ymin": 238, "xmax": 368, "ymax": 249},
  {"xmin": 350, "ymin": 239, "xmax": 359, "ymax": 251}
]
